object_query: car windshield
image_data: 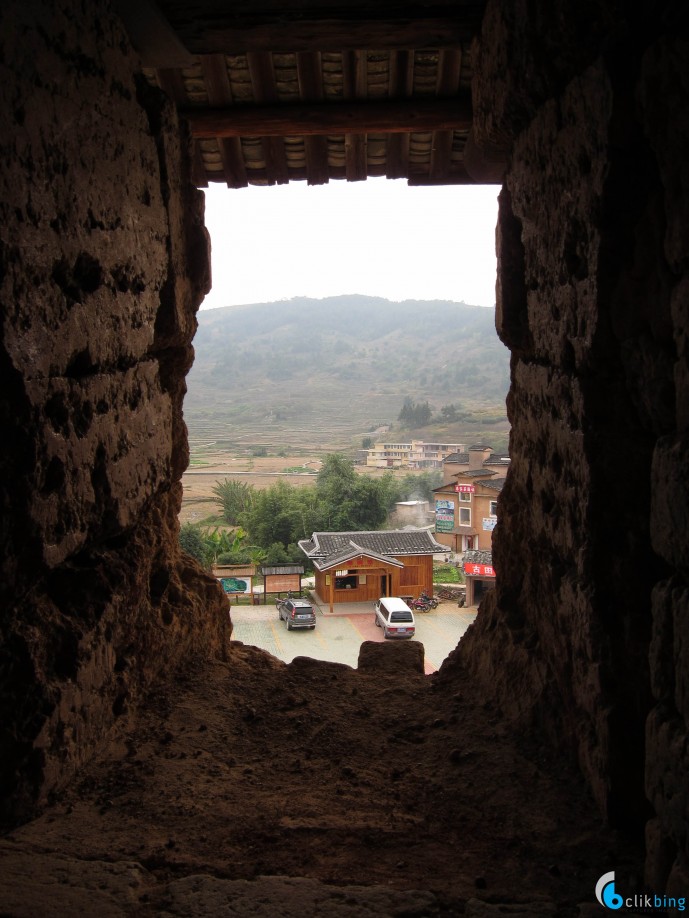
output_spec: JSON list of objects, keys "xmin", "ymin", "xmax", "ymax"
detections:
[
  {"xmin": 295, "ymin": 606, "xmax": 313, "ymax": 614},
  {"xmin": 390, "ymin": 611, "xmax": 413, "ymax": 622}
]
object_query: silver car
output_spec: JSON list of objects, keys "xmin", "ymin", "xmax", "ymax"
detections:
[{"xmin": 277, "ymin": 598, "xmax": 316, "ymax": 630}]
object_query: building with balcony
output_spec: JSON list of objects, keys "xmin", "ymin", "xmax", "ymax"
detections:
[{"xmin": 365, "ymin": 439, "xmax": 465, "ymax": 469}]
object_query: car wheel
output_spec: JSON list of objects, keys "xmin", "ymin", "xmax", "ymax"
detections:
[{"xmin": 286, "ymin": 619, "xmax": 292, "ymax": 630}]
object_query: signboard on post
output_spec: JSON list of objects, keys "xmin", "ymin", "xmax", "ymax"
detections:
[
  {"xmin": 219, "ymin": 576, "xmax": 251, "ymax": 594},
  {"xmin": 463, "ymin": 562, "xmax": 496, "ymax": 578},
  {"xmin": 435, "ymin": 499, "xmax": 455, "ymax": 533}
]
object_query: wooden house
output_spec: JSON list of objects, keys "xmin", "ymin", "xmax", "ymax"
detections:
[{"xmin": 298, "ymin": 529, "xmax": 448, "ymax": 612}]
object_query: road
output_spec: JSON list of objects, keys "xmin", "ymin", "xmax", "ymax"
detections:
[{"xmin": 229, "ymin": 601, "xmax": 477, "ymax": 674}]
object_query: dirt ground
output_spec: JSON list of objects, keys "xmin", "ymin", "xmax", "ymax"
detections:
[{"xmin": 0, "ymin": 639, "xmax": 643, "ymax": 916}]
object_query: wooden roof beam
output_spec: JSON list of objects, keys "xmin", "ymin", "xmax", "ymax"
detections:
[
  {"xmin": 185, "ymin": 96, "xmax": 472, "ymax": 139},
  {"xmin": 342, "ymin": 50, "xmax": 368, "ymax": 182},
  {"xmin": 297, "ymin": 52, "xmax": 330, "ymax": 185},
  {"xmin": 201, "ymin": 54, "xmax": 248, "ymax": 188},
  {"xmin": 246, "ymin": 51, "xmax": 291, "ymax": 185},
  {"xmin": 155, "ymin": 2, "xmax": 485, "ymax": 54}
]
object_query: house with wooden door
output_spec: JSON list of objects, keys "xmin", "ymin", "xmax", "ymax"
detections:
[{"xmin": 298, "ymin": 529, "xmax": 448, "ymax": 612}]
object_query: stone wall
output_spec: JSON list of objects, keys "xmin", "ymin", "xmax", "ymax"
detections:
[
  {"xmin": 449, "ymin": 0, "xmax": 688, "ymax": 892},
  {"xmin": 0, "ymin": 0, "xmax": 229, "ymax": 823}
]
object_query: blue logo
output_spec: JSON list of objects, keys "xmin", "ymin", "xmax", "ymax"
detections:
[{"xmin": 596, "ymin": 872, "xmax": 624, "ymax": 910}]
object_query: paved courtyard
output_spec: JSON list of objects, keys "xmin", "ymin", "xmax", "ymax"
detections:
[{"xmin": 229, "ymin": 599, "xmax": 478, "ymax": 674}]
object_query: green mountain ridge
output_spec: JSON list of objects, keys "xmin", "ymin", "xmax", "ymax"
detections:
[{"xmin": 184, "ymin": 295, "xmax": 511, "ymax": 452}]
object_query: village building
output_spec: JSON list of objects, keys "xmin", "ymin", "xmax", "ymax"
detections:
[
  {"xmin": 298, "ymin": 529, "xmax": 448, "ymax": 612},
  {"xmin": 364, "ymin": 439, "xmax": 465, "ymax": 469},
  {"xmin": 389, "ymin": 499, "xmax": 435, "ymax": 528},
  {"xmin": 442, "ymin": 443, "xmax": 511, "ymax": 480},
  {"xmin": 433, "ymin": 469, "xmax": 503, "ymax": 554},
  {"xmin": 462, "ymin": 549, "xmax": 497, "ymax": 607}
]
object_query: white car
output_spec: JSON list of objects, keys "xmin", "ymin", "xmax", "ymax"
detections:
[{"xmin": 374, "ymin": 597, "xmax": 416, "ymax": 639}]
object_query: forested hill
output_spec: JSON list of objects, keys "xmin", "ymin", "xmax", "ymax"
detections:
[{"xmin": 184, "ymin": 295, "xmax": 511, "ymax": 450}]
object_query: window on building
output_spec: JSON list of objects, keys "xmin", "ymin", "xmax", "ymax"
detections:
[
  {"xmin": 459, "ymin": 507, "xmax": 471, "ymax": 525},
  {"xmin": 490, "ymin": 500, "xmax": 498, "ymax": 517},
  {"xmin": 335, "ymin": 574, "xmax": 357, "ymax": 590},
  {"xmin": 459, "ymin": 491, "xmax": 472, "ymax": 502}
]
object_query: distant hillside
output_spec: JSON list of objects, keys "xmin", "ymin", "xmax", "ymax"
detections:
[{"xmin": 184, "ymin": 295, "xmax": 511, "ymax": 452}]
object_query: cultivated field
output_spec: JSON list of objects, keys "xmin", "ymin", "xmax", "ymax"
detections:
[{"xmin": 180, "ymin": 446, "xmax": 401, "ymax": 525}]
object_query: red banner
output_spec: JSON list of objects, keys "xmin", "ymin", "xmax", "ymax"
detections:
[
  {"xmin": 455, "ymin": 484, "xmax": 475, "ymax": 493},
  {"xmin": 463, "ymin": 562, "xmax": 496, "ymax": 577}
]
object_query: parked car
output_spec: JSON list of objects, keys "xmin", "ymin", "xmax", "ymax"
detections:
[
  {"xmin": 374, "ymin": 597, "xmax": 416, "ymax": 639},
  {"xmin": 277, "ymin": 597, "xmax": 316, "ymax": 630}
]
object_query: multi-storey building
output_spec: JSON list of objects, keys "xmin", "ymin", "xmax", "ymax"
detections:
[
  {"xmin": 365, "ymin": 439, "xmax": 465, "ymax": 469},
  {"xmin": 432, "ymin": 444, "xmax": 510, "ymax": 605}
]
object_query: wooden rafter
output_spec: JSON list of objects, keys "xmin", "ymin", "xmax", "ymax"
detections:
[
  {"xmin": 154, "ymin": 1, "xmax": 484, "ymax": 54},
  {"xmin": 430, "ymin": 48, "xmax": 463, "ymax": 182},
  {"xmin": 246, "ymin": 51, "xmax": 290, "ymax": 185},
  {"xmin": 342, "ymin": 50, "xmax": 367, "ymax": 182},
  {"xmin": 296, "ymin": 52, "xmax": 329, "ymax": 185},
  {"xmin": 185, "ymin": 96, "xmax": 472, "ymax": 140},
  {"xmin": 386, "ymin": 50, "xmax": 414, "ymax": 180},
  {"xmin": 201, "ymin": 54, "xmax": 248, "ymax": 188}
]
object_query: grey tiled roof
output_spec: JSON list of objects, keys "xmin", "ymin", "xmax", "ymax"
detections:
[
  {"xmin": 463, "ymin": 549, "xmax": 493, "ymax": 565},
  {"xmin": 299, "ymin": 529, "xmax": 447, "ymax": 564},
  {"xmin": 443, "ymin": 452, "xmax": 469, "ymax": 463},
  {"xmin": 454, "ymin": 469, "xmax": 498, "ymax": 478},
  {"xmin": 481, "ymin": 478, "xmax": 506, "ymax": 491},
  {"xmin": 312, "ymin": 539, "xmax": 404, "ymax": 571},
  {"xmin": 484, "ymin": 454, "xmax": 510, "ymax": 466}
]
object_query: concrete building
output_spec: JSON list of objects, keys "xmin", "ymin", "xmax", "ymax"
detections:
[
  {"xmin": 432, "ymin": 470, "xmax": 504, "ymax": 556},
  {"xmin": 365, "ymin": 439, "xmax": 465, "ymax": 469}
]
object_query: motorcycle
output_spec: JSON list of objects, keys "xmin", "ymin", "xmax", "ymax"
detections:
[
  {"xmin": 410, "ymin": 597, "xmax": 432, "ymax": 612},
  {"xmin": 419, "ymin": 591, "xmax": 439, "ymax": 609}
]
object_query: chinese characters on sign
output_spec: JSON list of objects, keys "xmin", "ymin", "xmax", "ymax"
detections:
[
  {"xmin": 355, "ymin": 556, "xmax": 379, "ymax": 568},
  {"xmin": 435, "ymin": 499, "xmax": 455, "ymax": 533},
  {"xmin": 482, "ymin": 518, "xmax": 497, "ymax": 531},
  {"xmin": 463, "ymin": 563, "xmax": 496, "ymax": 577},
  {"xmin": 455, "ymin": 484, "xmax": 475, "ymax": 493}
]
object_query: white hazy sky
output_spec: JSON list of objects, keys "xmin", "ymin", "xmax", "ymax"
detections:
[{"xmin": 200, "ymin": 179, "xmax": 500, "ymax": 310}]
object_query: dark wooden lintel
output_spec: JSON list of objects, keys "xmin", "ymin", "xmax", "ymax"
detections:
[
  {"xmin": 186, "ymin": 97, "xmax": 472, "ymax": 139},
  {"xmin": 156, "ymin": 3, "xmax": 483, "ymax": 55}
]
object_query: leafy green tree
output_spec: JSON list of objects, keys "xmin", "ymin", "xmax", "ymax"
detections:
[
  {"xmin": 440, "ymin": 403, "xmax": 459, "ymax": 422},
  {"xmin": 240, "ymin": 480, "xmax": 309, "ymax": 548},
  {"xmin": 179, "ymin": 523, "xmax": 211, "ymax": 569},
  {"xmin": 264, "ymin": 541, "xmax": 290, "ymax": 564},
  {"xmin": 361, "ymin": 436, "xmax": 373, "ymax": 449},
  {"xmin": 316, "ymin": 453, "xmax": 389, "ymax": 531},
  {"xmin": 212, "ymin": 479, "xmax": 255, "ymax": 525}
]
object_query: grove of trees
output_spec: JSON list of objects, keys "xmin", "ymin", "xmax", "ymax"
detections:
[
  {"xmin": 179, "ymin": 454, "xmax": 442, "ymax": 568},
  {"xmin": 397, "ymin": 397, "xmax": 466, "ymax": 427}
]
